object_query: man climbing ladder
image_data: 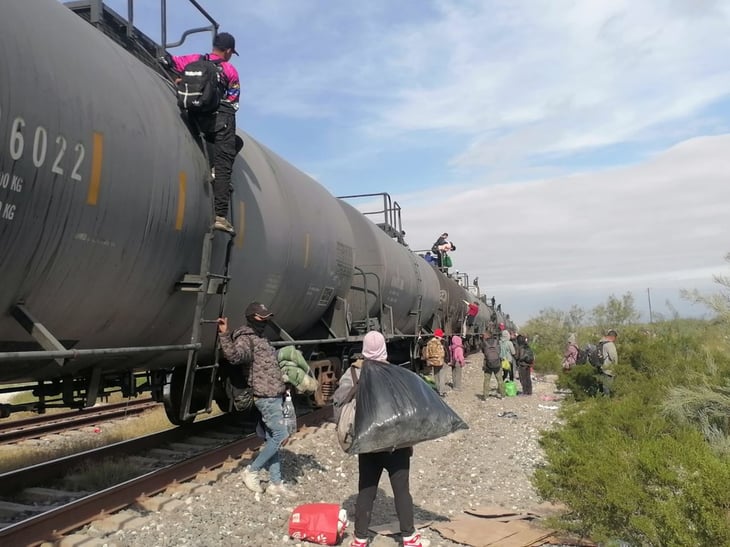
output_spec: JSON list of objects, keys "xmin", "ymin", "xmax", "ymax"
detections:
[{"xmin": 164, "ymin": 32, "xmax": 241, "ymax": 234}]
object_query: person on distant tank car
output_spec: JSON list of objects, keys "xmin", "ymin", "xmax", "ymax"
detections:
[
  {"xmin": 217, "ymin": 301, "xmax": 293, "ymax": 498},
  {"xmin": 466, "ymin": 301, "xmax": 479, "ymax": 327}
]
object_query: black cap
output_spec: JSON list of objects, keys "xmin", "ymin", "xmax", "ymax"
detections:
[
  {"xmin": 245, "ymin": 301, "xmax": 273, "ymax": 318},
  {"xmin": 213, "ymin": 32, "xmax": 238, "ymax": 56}
]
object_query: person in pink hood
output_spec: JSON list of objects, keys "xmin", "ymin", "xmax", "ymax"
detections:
[
  {"xmin": 333, "ymin": 331, "xmax": 430, "ymax": 547},
  {"xmin": 449, "ymin": 335, "xmax": 465, "ymax": 391}
]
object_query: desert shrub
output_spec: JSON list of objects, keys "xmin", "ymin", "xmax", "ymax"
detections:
[
  {"xmin": 531, "ymin": 342, "xmax": 562, "ymax": 374},
  {"xmin": 663, "ymin": 381, "xmax": 730, "ymax": 456},
  {"xmin": 555, "ymin": 364, "xmax": 602, "ymax": 400},
  {"xmin": 534, "ymin": 393, "xmax": 730, "ymax": 546},
  {"xmin": 536, "ymin": 318, "xmax": 730, "ymax": 545}
]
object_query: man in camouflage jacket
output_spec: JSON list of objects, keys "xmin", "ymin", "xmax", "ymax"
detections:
[{"xmin": 218, "ymin": 302, "xmax": 292, "ymax": 497}]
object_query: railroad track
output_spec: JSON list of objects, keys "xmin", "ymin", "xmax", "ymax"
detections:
[
  {"xmin": 0, "ymin": 406, "xmax": 331, "ymax": 546},
  {"xmin": 0, "ymin": 398, "xmax": 159, "ymax": 444}
]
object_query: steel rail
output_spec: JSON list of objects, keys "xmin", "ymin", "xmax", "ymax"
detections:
[
  {"xmin": 0, "ymin": 408, "xmax": 330, "ymax": 546},
  {"xmin": 0, "ymin": 398, "xmax": 158, "ymax": 443}
]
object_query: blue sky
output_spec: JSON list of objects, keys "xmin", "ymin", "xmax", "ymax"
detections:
[{"xmin": 106, "ymin": 0, "xmax": 730, "ymax": 324}]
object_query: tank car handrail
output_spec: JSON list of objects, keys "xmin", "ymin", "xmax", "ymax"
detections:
[
  {"xmin": 270, "ymin": 337, "xmax": 348, "ymax": 348},
  {"xmin": 337, "ymin": 192, "xmax": 404, "ymax": 242},
  {"xmin": 0, "ymin": 344, "xmax": 200, "ymax": 363},
  {"xmin": 66, "ymin": 1, "xmax": 219, "ymax": 60},
  {"xmin": 351, "ymin": 267, "xmax": 384, "ymax": 334},
  {"xmin": 161, "ymin": 0, "xmax": 219, "ymax": 52}
]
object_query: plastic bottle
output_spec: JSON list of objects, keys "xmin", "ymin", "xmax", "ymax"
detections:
[{"xmin": 282, "ymin": 390, "xmax": 297, "ymax": 436}]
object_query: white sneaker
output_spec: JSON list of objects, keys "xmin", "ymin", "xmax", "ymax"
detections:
[
  {"xmin": 402, "ymin": 532, "xmax": 430, "ymax": 547},
  {"xmin": 241, "ymin": 466, "xmax": 263, "ymax": 493},
  {"xmin": 266, "ymin": 481, "xmax": 296, "ymax": 499},
  {"xmin": 214, "ymin": 215, "xmax": 235, "ymax": 234}
]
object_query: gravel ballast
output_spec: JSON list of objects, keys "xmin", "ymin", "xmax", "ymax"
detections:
[{"xmin": 82, "ymin": 353, "xmax": 566, "ymax": 547}]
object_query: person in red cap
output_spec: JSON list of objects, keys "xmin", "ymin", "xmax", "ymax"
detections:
[
  {"xmin": 424, "ymin": 329, "xmax": 447, "ymax": 396},
  {"xmin": 217, "ymin": 302, "xmax": 293, "ymax": 498}
]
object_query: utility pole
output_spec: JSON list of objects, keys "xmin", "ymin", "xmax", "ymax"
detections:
[{"xmin": 647, "ymin": 287, "xmax": 653, "ymax": 324}]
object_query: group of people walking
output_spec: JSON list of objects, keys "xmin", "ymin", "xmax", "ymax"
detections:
[
  {"xmin": 479, "ymin": 328, "xmax": 535, "ymax": 399},
  {"xmin": 562, "ymin": 330, "xmax": 619, "ymax": 395},
  {"xmin": 419, "ymin": 326, "xmax": 535, "ymax": 399},
  {"xmin": 422, "ymin": 329, "xmax": 467, "ymax": 396}
]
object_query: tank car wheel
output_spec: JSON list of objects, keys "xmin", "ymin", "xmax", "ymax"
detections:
[
  {"xmin": 162, "ymin": 367, "xmax": 204, "ymax": 426},
  {"xmin": 309, "ymin": 358, "xmax": 341, "ymax": 407}
]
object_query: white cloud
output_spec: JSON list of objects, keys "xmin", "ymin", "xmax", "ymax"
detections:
[
  {"xmin": 399, "ymin": 134, "xmax": 730, "ymax": 319},
  {"xmin": 372, "ymin": 0, "xmax": 730, "ymax": 166},
  {"xmin": 214, "ymin": 0, "xmax": 730, "ymax": 180}
]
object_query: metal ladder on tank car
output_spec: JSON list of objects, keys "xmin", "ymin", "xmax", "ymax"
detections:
[{"xmin": 173, "ymin": 211, "xmax": 236, "ymax": 424}]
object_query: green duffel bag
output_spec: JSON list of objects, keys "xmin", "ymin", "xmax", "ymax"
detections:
[{"xmin": 504, "ymin": 380, "xmax": 518, "ymax": 397}]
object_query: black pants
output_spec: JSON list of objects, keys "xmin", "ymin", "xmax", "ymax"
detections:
[
  {"xmin": 518, "ymin": 364, "xmax": 532, "ymax": 394},
  {"xmin": 194, "ymin": 110, "xmax": 237, "ymax": 217},
  {"xmin": 502, "ymin": 362, "xmax": 514, "ymax": 382},
  {"xmin": 355, "ymin": 448, "xmax": 414, "ymax": 539}
]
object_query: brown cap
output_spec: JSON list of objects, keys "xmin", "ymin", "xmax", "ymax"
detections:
[{"xmin": 245, "ymin": 301, "xmax": 273, "ymax": 318}]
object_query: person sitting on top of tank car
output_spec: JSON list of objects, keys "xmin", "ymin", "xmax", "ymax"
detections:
[
  {"xmin": 163, "ymin": 32, "xmax": 241, "ymax": 235},
  {"xmin": 431, "ymin": 233, "xmax": 456, "ymax": 270},
  {"xmin": 217, "ymin": 302, "xmax": 294, "ymax": 498}
]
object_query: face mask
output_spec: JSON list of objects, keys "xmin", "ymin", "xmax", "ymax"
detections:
[{"xmin": 248, "ymin": 318, "xmax": 268, "ymax": 336}]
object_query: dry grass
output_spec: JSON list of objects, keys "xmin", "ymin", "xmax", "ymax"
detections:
[
  {"xmin": 62, "ymin": 457, "xmax": 142, "ymax": 492},
  {"xmin": 0, "ymin": 405, "xmax": 178, "ymax": 473}
]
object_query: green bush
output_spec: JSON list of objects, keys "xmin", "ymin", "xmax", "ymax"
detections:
[
  {"xmin": 534, "ymin": 319, "xmax": 730, "ymax": 545},
  {"xmin": 556, "ymin": 364, "xmax": 602, "ymax": 400},
  {"xmin": 534, "ymin": 394, "xmax": 730, "ymax": 546}
]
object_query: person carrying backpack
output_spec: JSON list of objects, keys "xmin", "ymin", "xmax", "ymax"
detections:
[
  {"xmin": 449, "ymin": 335, "xmax": 465, "ymax": 391},
  {"xmin": 499, "ymin": 329, "xmax": 516, "ymax": 382},
  {"xmin": 562, "ymin": 333, "xmax": 579, "ymax": 371},
  {"xmin": 165, "ymin": 32, "xmax": 241, "ymax": 234},
  {"xmin": 217, "ymin": 302, "xmax": 292, "ymax": 498},
  {"xmin": 425, "ymin": 329, "xmax": 447, "ymax": 396},
  {"xmin": 480, "ymin": 332, "xmax": 504, "ymax": 399},
  {"xmin": 598, "ymin": 329, "xmax": 619, "ymax": 396},
  {"xmin": 515, "ymin": 335, "xmax": 534, "ymax": 395}
]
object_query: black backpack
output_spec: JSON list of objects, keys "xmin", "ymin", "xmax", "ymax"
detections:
[
  {"xmin": 585, "ymin": 341, "xmax": 606, "ymax": 367},
  {"xmin": 520, "ymin": 346, "xmax": 535, "ymax": 364},
  {"xmin": 481, "ymin": 338, "xmax": 501, "ymax": 370},
  {"xmin": 176, "ymin": 54, "xmax": 224, "ymax": 113},
  {"xmin": 576, "ymin": 345, "xmax": 589, "ymax": 365}
]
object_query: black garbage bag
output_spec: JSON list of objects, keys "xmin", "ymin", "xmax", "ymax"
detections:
[{"xmin": 348, "ymin": 360, "xmax": 468, "ymax": 454}]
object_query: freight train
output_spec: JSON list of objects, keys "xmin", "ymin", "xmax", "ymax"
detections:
[{"xmin": 0, "ymin": 0, "xmax": 513, "ymax": 424}]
